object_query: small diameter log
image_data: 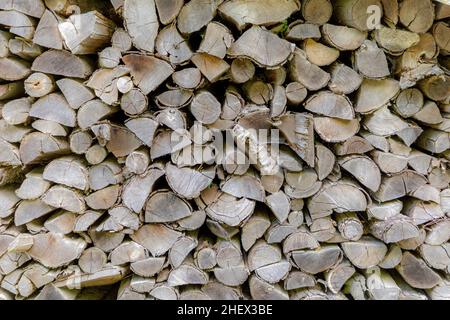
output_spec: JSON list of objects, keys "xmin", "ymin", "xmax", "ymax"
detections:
[
  {"xmin": 336, "ymin": 212, "xmax": 364, "ymax": 241},
  {"xmin": 69, "ymin": 130, "xmax": 93, "ymax": 155},
  {"xmin": 98, "ymin": 47, "xmax": 122, "ymax": 69},
  {"xmin": 85, "ymin": 145, "xmax": 108, "ymax": 165},
  {"xmin": 120, "ymin": 88, "xmax": 147, "ymax": 116},
  {"xmin": 230, "ymin": 58, "xmax": 255, "ymax": 84},
  {"xmin": 286, "ymin": 82, "xmax": 307, "ymax": 106},
  {"xmin": 116, "ymin": 76, "xmax": 133, "ymax": 94},
  {"xmin": 190, "ymin": 91, "xmax": 221, "ymax": 125},
  {"xmin": 24, "ymin": 73, "xmax": 55, "ymax": 98}
]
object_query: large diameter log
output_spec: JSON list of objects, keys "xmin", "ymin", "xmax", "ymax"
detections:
[
  {"xmin": 341, "ymin": 236, "xmax": 388, "ymax": 269},
  {"xmin": 290, "ymin": 245, "xmax": 343, "ymax": 274},
  {"xmin": 123, "ymin": 0, "xmax": 158, "ymax": 53},
  {"xmin": 399, "ymin": 0, "xmax": 435, "ymax": 33},
  {"xmin": 31, "ymin": 50, "xmax": 93, "ymax": 79},
  {"xmin": 28, "ymin": 233, "xmax": 86, "ymax": 269},
  {"xmin": 228, "ymin": 26, "xmax": 295, "ymax": 68},
  {"xmin": 219, "ymin": 0, "xmax": 300, "ymax": 30}
]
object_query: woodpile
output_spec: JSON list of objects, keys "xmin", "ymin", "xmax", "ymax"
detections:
[{"xmin": 0, "ymin": 0, "xmax": 449, "ymax": 300}]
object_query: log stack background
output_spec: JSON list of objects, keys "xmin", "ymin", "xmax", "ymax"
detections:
[{"xmin": 0, "ymin": 0, "xmax": 450, "ymax": 300}]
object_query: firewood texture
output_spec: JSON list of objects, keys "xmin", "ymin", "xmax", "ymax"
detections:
[{"xmin": 0, "ymin": 0, "xmax": 449, "ymax": 301}]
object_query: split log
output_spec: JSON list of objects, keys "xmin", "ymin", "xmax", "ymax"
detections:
[
  {"xmin": 289, "ymin": 49, "xmax": 330, "ymax": 91},
  {"xmin": 32, "ymin": 50, "xmax": 93, "ymax": 79},
  {"xmin": 219, "ymin": 0, "xmax": 300, "ymax": 30},
  {"xmin": 177, "ymin": 0, "xmax": 221, "ymax": 34},
  {"xmin": 398, "ymin": 0, "xmax": 434, "ymax": 33},
  {"xmin": 191, "ymin": 53, "xmax": 229, "ymax": 83},
  {"xmin": 396, "ymin": 252, "xmax": 441, "ymax": 289},
  {"xmin": 123, "ymin": 54, "xmax": 173, "ymax": 95},
  {"xmin": 354, "ymin": 40, "xmax": 390, "ymax": 79},
  {"xmin": 156, "ymin": 25, "xmax": 192, "ymax": 65},
  {"xmin": 286, "ymin": 23, "xmax": 321, "ymax": 42},
  {"xmin": 0, "ymin": 57, "xmax": 31, "ymax": 81},
  {"xmin": 155, "ymin": 0, "xmax": 183, "ymax": 25},
  {"xmin": 123, "ymin": 0, "xmax": 158, "ymax": 52},
  {"xmin": 58, "ymin": 11, "xmax": 115, "ymax": 54},
  {"xmin": 339, "ymin": 155, "xmax": 381, "ymax": 192},
  {"xmin": 228, "ymin": 26, "xmax": 295, "ymax": 69},
  {"xmin": 341, "ymin": 236, "xmax": 387, "ymax": 269},
  {"xmin": 304, "ymin": 39, "xmax": 339, "ymax": 67},
  {"xmin": 0, "ymin": 10, "xmax": 36, "ymax": 40},
  {"xmin": 355, "ymin": 78, "xmax": 400, "ymax": 114}
]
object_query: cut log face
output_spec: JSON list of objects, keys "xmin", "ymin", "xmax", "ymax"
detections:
[
  {"xmin": 305, "ymin": 91, "xmax": 354, "ymax": 120},
  {"xmin": 156, "ymin": 25, "xmax": 192, "ymax": 65},
  {"xmin": 58, "ymin": 11, "xmax": 116, "ymax": 55},
  {"xmin": 145, "ymin": 190, "xmax": 192, "ymax": 223},
  {"xmin": 339, "ymin": 155, "xmax": 381, "ymax": 192},
  {"xmin": 334, "ymin": 0, "xmax": 382, "ymax": 31},
  {"xmin": 341, "ymin": 236, "xmax": 388, "ymax": 269},
  {"xmin": 122, "ymin": 54, "xmax": 174, "ymax": 95},
  {"xmin": 289, "ymin": 49, "xmax": 330, "ymax": 91},
  {"xmin": 396, "ymin": 252, "xmax": 441, "ymax": 289},
  {"xmin": 322, "ymin": 24, "xmax": 367, "ymax": 51},
  {"xmin": 123, "ymin": 0, "xmax": 158, "ymax": 53},
  {"xmin": 31, "ymin": 50, "xmax": 93, "ymax": 79},
  {"xmin": 0, "ymin": 0, "xmax": 449, "ymax": 301},
  {"xmin": 177, "ymin": 0, "xmax": 221, "ymax": 34},
  {"xmin": 228, "ymin": 26, "xmax": 295, "ymax": 68},
  {"xmin": 28, "ymin": 233, "xmax": 86, "ymax": 268},
  {"xmin": 219, "ymin": 0, "xmax": 299, "ymax": 30}
]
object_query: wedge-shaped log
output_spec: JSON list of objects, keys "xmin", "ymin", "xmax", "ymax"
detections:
[
  {"xmin": 123, "ymin": 54, "xmax": 174, "ymax": 95},
  {"xmin": 228, "ymin": 26, "xmax": 294, "ymax": 68},
  {"xmin": 58, "ymin": 11, "xmax": 115, "ymax": 54},
  {"xmin": 28, "ymin": 233, "xmax": 86, "ymax": 269},
  {"xmin": 131, "ymin": 224, "xmax": 182, "ymax": 257},
  {"xmin": 218, "ymin": 0, "xmax": 300, "ymax": 30},
  {"xmin": 145, "ymin": 190, "xmax": 192, "ymax": 223}
]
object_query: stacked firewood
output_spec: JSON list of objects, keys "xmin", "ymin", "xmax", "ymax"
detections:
[{"xmin": 0, "ymin": 0, "xmax": 449, "ymax": 300}]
